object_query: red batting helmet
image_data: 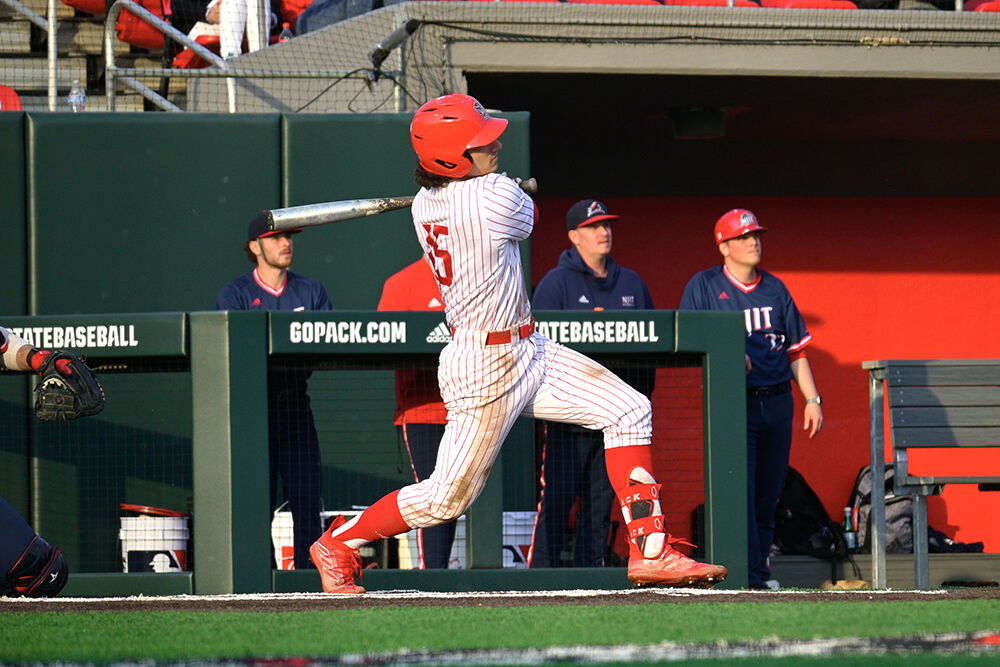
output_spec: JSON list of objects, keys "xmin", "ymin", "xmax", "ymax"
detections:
[
  {"xmin": 714, "ymin": 209, "xmax": 767, "ymax": 244},
  {"xmin": 410, "ymin": 94, "xmax": 508, "ymax": 178}
]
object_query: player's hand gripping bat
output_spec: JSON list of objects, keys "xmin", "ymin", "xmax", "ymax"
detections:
[{"xmin": 267, "ymin": 177, "xmax": 537, "ymax": 232}]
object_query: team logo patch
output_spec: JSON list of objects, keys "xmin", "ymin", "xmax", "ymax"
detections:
[
  {"xmin": 472, "ymin": 100, "xmax": 490, "ymax": 121},
  {"xmin": 740, "ymin": 212, "xmax": 757, "ymax": 229},
  {"xmin": 621, "ymin": 295, "xmax": 635, "ymax": 307},
  {"xmin": 586, "ymin": 201, "xmax": 608, "ymax": 218}
]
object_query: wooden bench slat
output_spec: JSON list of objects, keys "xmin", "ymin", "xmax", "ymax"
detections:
[
  {"xmin": 886, "ymin": 365, "xmax": 1000, "ymax": 387},
  {"xmin": 891, "ymin": 406, "xmax": 1000, "ymax": 427},
  {"xmin": 894, "ymin": 426, "xmax": 1000, "ymax": 447},
  {"xmin": 888, "ymin": 386, "xmax": 1000, "ymax": 407}
]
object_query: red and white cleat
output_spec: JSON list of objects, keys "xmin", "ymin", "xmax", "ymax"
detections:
[
  {"xmin": 628, "ymin": 540, "xmax": 728, "ymax": 589},
  {"xmin": 309, "ymin": 516, "xmax": 366, "ymax": 594}
]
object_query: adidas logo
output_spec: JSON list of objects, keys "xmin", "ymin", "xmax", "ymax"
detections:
[
  {"xmin": 578, "ymin": 295, "xmax": 590, "ymax": 304},
  {"xmin": 429, "ymin": 297, "xmax": 442, "ymax": 308},
  {"xmin": 719, "ymin": 292, "xmax": 730, "ymax": 300},
  {"xmin": 426, "ymin": 322, "xmax": 452, "ymax": 344}
]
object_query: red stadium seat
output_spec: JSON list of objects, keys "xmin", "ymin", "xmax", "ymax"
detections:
[
  {"xmin": 0, "ymin": 84, "xmax": 23, "ymax": 111},
  {"xmin": 666, "ymin": 0, "xmax": 759, "ymax": 6},
  {"xmin": 116, "ymin": 0, "xmax": 168, "ymax": 50},
  {"xmin": 565, "ymin": 0, "xmax": 665, "ymax": 5},
  {"xmin": 61, "ymin": 0, "xmax": 107, "ymax": 14},
  {"xmin": 760, "ymin": 0, "xmax": 857, "ymax": 6},
  {"xmin": 172, "ymin": 34, "xmax": 222, "ymax": 69}
]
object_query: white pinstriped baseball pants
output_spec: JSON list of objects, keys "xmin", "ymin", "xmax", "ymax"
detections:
[{"xmin": 396, "ymin": 331, "xmax": 652, "ymax": 529}]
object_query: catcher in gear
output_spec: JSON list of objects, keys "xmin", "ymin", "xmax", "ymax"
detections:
[{"xmin": 0, "ymin": 325, "xmax": 87, "ymax": 597}]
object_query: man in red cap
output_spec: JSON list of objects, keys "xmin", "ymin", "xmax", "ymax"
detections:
[
  {"xmin": 680, "ymin": 208, "xmax": 823, "ymax": 590},
  {"xmin": 309, "ymin": 95, "xmax": 726, "ymax": 594}
]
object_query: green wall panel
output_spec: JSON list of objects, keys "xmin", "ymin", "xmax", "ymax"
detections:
[
  {"xmin": 0, "ymin": 113, "xmax": 28, "ymax": 513},
  {"xmin": 0, "ymin": 112, "xmax": 26, "ymax": 316},
  {"xmin": 27, "ymin": 113, "xmax": 282, "ymax": 315}
]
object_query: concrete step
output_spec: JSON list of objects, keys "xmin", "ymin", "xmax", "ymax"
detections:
[
  {"xmin": 0, "ymin": 15, "xmax": 130, "ymax": 55},
  {"xmin": 0, "ymin": 0, "xmax": 78, "ymax": 21}
]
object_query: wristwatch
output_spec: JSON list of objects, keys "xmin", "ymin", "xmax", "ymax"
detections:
[{"xmin": 806, "ymin": 396, "xmax": 822, "ymax": 405}]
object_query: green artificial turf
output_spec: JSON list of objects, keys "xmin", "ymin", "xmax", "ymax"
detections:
[{"xmin": 1, "ymin": 600, "xmax": 998, "ymax": 663}]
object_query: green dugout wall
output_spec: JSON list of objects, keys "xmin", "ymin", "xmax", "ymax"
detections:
[{"xmin": 1, "ymin": 310, "xmax": 745, "ymax": 593}]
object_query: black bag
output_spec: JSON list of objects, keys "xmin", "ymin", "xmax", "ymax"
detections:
[
  {"xmin": 849, "ymin": 463, "xmax": 913, "ymax": 554},
  {"xmin": 773, "ymin": 467, "xmax": 848, "ymax": 561}
]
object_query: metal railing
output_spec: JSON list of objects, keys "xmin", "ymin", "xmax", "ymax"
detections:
[{"xmin": 104, "ymin": 0, "xmax": 230, "ymax": 111}]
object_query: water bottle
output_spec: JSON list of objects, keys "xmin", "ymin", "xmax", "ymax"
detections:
[
  {"xmin": 68, "ymin": 79, "xmax": 86, "ymax": 113},
  {"xmin": 278, "ymin": 23, "xmax": 293, "ymax": 43},
  {"xmin": 842, "ymin": 506, "xmax": 858, "ymax": 553}
]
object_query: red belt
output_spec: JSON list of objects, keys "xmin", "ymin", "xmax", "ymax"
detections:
[{"xmin": 453, "ymin": 320, "xmax": 536, "ymax": 346}]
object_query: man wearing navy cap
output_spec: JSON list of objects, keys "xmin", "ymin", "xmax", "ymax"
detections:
[
  {"xmin": 217, "ymin": 211, "xmax": 332, "ymax": 569},
  {"xmin": 527, "ymin": 199, "xmax": 655, "ymax": 568}
]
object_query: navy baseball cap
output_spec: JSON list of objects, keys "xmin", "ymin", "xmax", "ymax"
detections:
[
  {"xmin": 247, "ymin": 210, "xmax": 301, "ymax": 242},
  {"xmin": 566, "ymin": 199, "xmax": 619, "ymax": 231}
]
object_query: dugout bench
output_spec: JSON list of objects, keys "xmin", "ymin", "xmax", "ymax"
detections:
[{"xmin": 864, "ymin": 359, "xmax": 1000, "ymax": 589}]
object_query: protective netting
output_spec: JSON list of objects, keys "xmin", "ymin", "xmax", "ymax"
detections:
[{"xmin": 1, "ymin": 0, "xmax": 993, "ymax": 112}]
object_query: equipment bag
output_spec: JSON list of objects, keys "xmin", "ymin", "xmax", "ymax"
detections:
[
  {"xmin": 848, "ymin": 463, "xmax": 913, "ymax": 554},
  {"xmin": 773, "ymin": 467, "xmax": 849, "ymax": 561}
]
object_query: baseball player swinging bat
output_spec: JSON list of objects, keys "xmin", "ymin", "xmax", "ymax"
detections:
[{"xmin": 267, "ymin": 177, "xmax": 537, "ymax": 232}]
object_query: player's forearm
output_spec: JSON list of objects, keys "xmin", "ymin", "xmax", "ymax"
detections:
[
  {"xmin": 790, "ymin": 356, "xmax": 820, "ymax": 400},
  {"xmin": 1, "ymin": 326, "xmax": 33, "ymax": 372}
]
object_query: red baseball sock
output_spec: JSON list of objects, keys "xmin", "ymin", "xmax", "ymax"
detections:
[
  {"xmin": 605, "ymin": 444, "xmax": 654, "ymax": 490},
  {"xmin": 605, "ymin": 445, "xmax": 663, "ymax": 558},
  {"xmin": 331, "ymin": 490, "xmax": 411, "ymax": 545}
]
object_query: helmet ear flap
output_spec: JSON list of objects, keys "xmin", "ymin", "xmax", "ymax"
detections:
[{"xmin": 414, "ymin": 146, "xmax": 472, "ymax": 179}]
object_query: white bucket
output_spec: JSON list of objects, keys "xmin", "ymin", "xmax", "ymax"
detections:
[
  {"xmin": 396, "ymin": 515, "xmax": 467, "ymax": 570},
  {"xmin": 270, "ymin": 508, "xmax": 338, "ymax": 570},
  {"xmin": 119, "ymin": 515, "xmax": 189, "ymax": 573},
  {"xmin": 502, "ymin": 511, "xmax": 536, "ymax": 568}
]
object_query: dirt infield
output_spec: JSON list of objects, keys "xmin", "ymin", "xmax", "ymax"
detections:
[{"xmin": 4, "ymin": 586, "xmax": 1000, "ymax": 613}]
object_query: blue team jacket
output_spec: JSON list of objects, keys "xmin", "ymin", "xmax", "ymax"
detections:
[{"xmin": 532, "ymin": 247, "xmax": 654, "ymax": 311}]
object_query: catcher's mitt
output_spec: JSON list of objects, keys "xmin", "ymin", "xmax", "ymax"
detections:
[{"xmin": 34, "ymin": 351, "xmax": 106, "ymax": 421}]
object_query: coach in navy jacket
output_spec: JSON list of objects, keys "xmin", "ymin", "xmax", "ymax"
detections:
[{"xmin": 528, "ymin": 199, "xmax": 654, "ymax": 568}]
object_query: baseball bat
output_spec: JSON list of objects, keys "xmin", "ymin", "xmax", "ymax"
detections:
[{"xmin": 267, "ymin": 177, "xmax": 537, "ymax": 232}]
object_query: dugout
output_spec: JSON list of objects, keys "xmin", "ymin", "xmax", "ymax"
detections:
[{"xmin": 0, "ymin": 309, "xmax": 746, "ymax": 594}]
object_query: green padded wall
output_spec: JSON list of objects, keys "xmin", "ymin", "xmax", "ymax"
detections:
[
  {"xmin": 0, "ymin": 112, "xmax": 29, "ymax": 514},
  {"xmin": 26, "ymin": 113, "xmax": 283, "ymax": 315}
]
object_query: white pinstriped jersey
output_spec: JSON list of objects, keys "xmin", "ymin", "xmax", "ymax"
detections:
[
  {"xmin": 411, "ymin": 172, "xmax": 534, "ymax": 332},
  {"xmin": 394, "ymin": 172, "xmax": 652, "ymax": 530}
]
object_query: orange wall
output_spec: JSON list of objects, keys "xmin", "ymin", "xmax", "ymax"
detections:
[{"xmin": 531, "ymin": 195, "xmax": 1000, "ymax": 552}]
